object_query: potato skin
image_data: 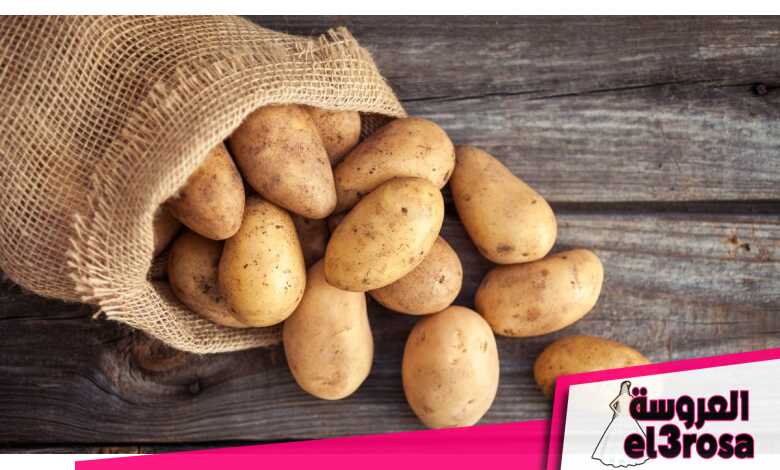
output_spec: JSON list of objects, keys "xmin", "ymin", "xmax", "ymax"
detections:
[
  {"xmin": 402, "ymin": 306, "xmax": 499, "ymax": 429},
  {"xmin": 165, "ymin": 142, "xmax": 245, "ymax": 240},
  {"xmin": 324, "ymin": 177, "xmax": 444, "ymax": 292},
  {"xmin": 291, "ymin": 214, "xmax": 329, "ymax": 267},
  {"xmin": 450, "ymin": 145, "xmax": 556, "ymax": 264},
  {"xmin": 475, "ymin": 249, "xmax": 604, "ymax": 337},
  {"xmin": 283, "ymin": 261, "xmax": 373, "ymax": 400},
  {"xmin": 333, "ymin": 117, "xmax": 455, "ymax": 213},
  {"xmin": 228, "ymin": 105, "xmax": 336, "ymax": 219},
  {"xmin": 168, "ymin": 230, "xmax": 246, "ymax": 328},
  {"xmin": 534, "ymin": 335, "xmax": 650, "ymax": 398},
  {"xmin": 218, "ymin": 197, "xmax": 306, "ymax": 326},
  {"xmin": 370, "ymin": 237, "xmax": 462, "ymax": 315},
  {"xmin": 305, "ymin": 106, "xmax": 361, "ymax": 165},
  {"xmin": 152, "ymin": 206, "xmax": 181, "ymax": 256}
]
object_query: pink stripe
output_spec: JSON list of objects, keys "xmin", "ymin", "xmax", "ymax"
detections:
[
  {"xmin": 78, "ymin": 454, "xmax": 524, "ymax": 470},
  {"xmin": 202, "ymin": 420, "xmax": 548, "ymax": 455},
  {"xmin": 76, "ymin": 420, "xmax": 550, "ymax": 469},
  {"xmin": 545, "ymin": 347, "xmax": 780, "ymax": 470}
]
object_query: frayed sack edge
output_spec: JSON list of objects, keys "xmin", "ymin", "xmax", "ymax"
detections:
[{"xmin": 65, "ymin": 26, "xmax": 406, "ymax": 354}]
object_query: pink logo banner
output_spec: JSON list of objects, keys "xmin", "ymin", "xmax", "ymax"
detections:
[{"xmin": 547, "ymin": 347, "xmax": 780, "ymax": 469}]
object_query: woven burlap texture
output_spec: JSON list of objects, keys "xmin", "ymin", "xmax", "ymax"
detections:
[{"xmin": 0, "ymin": 16, "xmax": 406, "ymax": 353}]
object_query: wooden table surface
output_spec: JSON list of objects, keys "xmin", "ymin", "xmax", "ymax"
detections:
[{"xmin": 1, "ymin": 16, "xmax": 779, "ymax": 453}]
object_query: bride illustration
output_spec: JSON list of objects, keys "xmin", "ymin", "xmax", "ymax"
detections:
[{"xmin": 591, "ymin": 381, "xmax": 649, "ymax": 467}]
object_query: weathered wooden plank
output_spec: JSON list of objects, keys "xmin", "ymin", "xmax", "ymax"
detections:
[
  {"xmin": 0, "ymin": 446, "xmax": 141, "ymax": 454},
  {"xmin": 0, "ymin": 443, "xmax": 278, "ymax": 453},
  {"xmin": 1, "ymin": 210, "xmax": 777, "ymax": 443},
  {"xmin": 249, "ymin": 16, "xmax": 780, "ymax": 101},
  {"xmin": 410, "ymin": 85, "xmax": 780, "ymax": 202},
  {"xmin": 245, "ymin": 16, "xmax": 780, "ymax": 201},
  {"xmin": 0, "ymin": 443, "xmax": 288, "ymax": 453},
  {"xmin": 0, "ymin": 16, "xmax": 778, "ymax": 447}
]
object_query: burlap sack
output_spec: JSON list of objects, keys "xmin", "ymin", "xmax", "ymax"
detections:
[{"xmin": 0, "ymin": 16, "xmax": 406, "ymax": 353}]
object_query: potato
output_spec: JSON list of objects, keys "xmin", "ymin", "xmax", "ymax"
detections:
[
  {"xmin": 305, "ymin": 106, "xmax": 361, "ymax": 165},
  {"xmin": 324, "ymin": 177, "xmax": 444, "ymax": 292},
  {"xmin": 168, "ymin": 230, "xmax": 246, "ymax": 328},
  {"xmin": 333, "ymin": 117, "xmax": 455, "ymax": 213},
  {"xmin": 228, "ymin": 104, "xmax": 336, "ymax": 219},
  {"xmin": 369, "ymin": 237, "xmax": 462, "ymax": 315},
  {"xmin": 402, "ymin": 306, "xmax": 499, "ymax": 429},
  {"xmin": 152, "ymin": 206, "xmax": 181, "ymax": 256},
  {"xmin": 534, "ymin": 335, "xmax": 650, "ymax": 398},
  {"xmin": 476, "ymin": 249, "xmax": 604, "ymax": 337},
  {"xmin": 218, "ymin": 196, "xmax": 306, "ymax": 326},
  {"xmin": 283, "ymin": 261, "xmax": 373, "ymax": 400},
  {"xmin": 450, "ymin": 145, "xmax": 556, "ymax": 264},
  {"xmin": 291, "ymin": 214, "xmax": 329, "ymax": 267},
  {"xmin": 165, "ymin": 143, "xmax": 245, "ymax": 240}
]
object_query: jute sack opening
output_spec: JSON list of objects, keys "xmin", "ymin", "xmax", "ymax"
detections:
[{"xmin": 0, "ymin": 16, "xmax": 406, "ymax": 353}]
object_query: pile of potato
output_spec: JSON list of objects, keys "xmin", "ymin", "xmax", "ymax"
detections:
[{"xmin": 156, "ymin": 104, "xmax": 650, "ymax": 429}]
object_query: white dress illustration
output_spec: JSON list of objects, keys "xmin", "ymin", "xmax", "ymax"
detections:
[{"xmin": 591, "ymin": 381, "xmax": 649, "ymax": 468}]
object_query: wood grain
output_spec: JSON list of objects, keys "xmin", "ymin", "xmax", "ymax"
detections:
[
  {"xmin": 248, "ymin": 16, "xmax": 780, "ymax": 100},
  {"xmin": 248, "ymin": 16, "xmax": 780, "ymax": 202},
  {"xmin": 1, "ymin": 209, "xmax": 777, "ymax": 443},
  {"xmin": 1, "ymin": 16, "xmax": 778, "ymax": 446},
  {"xmin": 410, "ymin": 86, "xmax": 780, "ymax": 202}
]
